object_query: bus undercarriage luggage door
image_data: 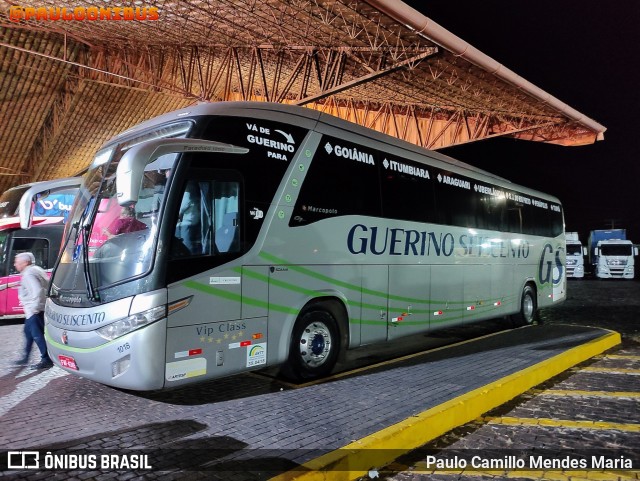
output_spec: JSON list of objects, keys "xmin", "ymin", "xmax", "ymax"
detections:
[
  {"xmin": 387, "ymin": 265, "xmax": 430, "ymax": 341},
  {"xmin": 360, "ymin": 265, "xmax": 388, "ymax": 345},
  {"xmin": 464, "ymin": 265, "xmax": 492, "ymax": 324},
  {"xmin": 430, "ymin": 265, "xmax": 464, "ymax": 330}
]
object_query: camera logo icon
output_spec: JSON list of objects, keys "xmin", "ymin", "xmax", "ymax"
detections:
[{"xmin": 7, "ymin": 451, "xmax": 39, "ymax": 469}]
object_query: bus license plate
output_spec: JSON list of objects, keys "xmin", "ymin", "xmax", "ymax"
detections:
[{"xmin": 58, "ymin": 355, "xmax": 78, "ymax": 370}]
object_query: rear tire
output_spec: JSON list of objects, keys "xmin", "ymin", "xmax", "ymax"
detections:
[
  {"xmin": 284, "ymin": 310, "xmax": 340, "ymax": 381},
  {"xmin": 511, "ymin": 284, "xmax": 539, "ymax": 327}
]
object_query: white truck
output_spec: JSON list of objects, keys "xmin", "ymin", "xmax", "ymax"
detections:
[
  {"xmin": 588, "ymin": 229, "xmax": 638, "ymax": 279},
  {"xmin": 565, "ymin": 232, "xmax": 586, "ymax": 278}
]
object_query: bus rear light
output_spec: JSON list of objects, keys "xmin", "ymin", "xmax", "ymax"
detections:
[
  {"xmin": 466, "ymin": 305, "xmax": 475, "ymax": 311},
  {"xmin": 433, "ymin": 310, "xmax": 443, "ymax": 316},
  {"xmin": 252, "ymin": 333, "xmax": 263, "ymax": 340},
  {"xmin": 391, "ymin": 317, "xmax": 404, "ymax": 323},
  {"xmin": 494, "ymin": 301, "xmax": 502, "ymax": 306},
  {"xmin": 111, "ymin": 355, "xmax": 131, "ymax": 378}
]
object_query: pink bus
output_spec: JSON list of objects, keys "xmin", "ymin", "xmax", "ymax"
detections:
[{"xmin": 0, "ymin": 178, "xmax": 80, "ymax": 319}]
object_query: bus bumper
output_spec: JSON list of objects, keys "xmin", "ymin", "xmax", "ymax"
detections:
[{"xmin": 45, "ymin": 318, "xmax": 167, "ymax": 391}]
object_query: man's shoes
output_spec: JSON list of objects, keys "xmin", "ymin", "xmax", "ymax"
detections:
[
  {"xmin": 30, "ymin": 359, "xmax": 54, "ymax": 370},
  {"xmin": 13, "ymin": 358, "xmax": 28, "ymax": 366}
]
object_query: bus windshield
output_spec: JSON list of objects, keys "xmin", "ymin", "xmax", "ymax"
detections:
[
  {"xmin": 55, "ymin": 152, "xmax": 176, "ymax": 292},
  {"xmin": 54, "ymin": 122, "xmax": 191, "ymax": 293}
]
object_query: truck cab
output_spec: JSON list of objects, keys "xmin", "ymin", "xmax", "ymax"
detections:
[
  {"xmin": 588, "ymin": 229, "xmax": 638, "ymax": 279},
  {"xmin": 593, "ymin": 239, "xmax": 637, "ymax": 279},
  {"xmin": 565, "ymin": 232, "xmax": 586, "ymax": 278}
]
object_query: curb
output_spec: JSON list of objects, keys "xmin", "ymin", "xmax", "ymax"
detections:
[{"xmin": 269, "ymin": 330, "xmax": 622, "ymax": 481}]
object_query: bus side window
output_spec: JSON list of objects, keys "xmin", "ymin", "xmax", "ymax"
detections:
[
  {"xmin": 171, "ymin": 179, "xmax": 240, "ymax": 258},
  {"xmin": 176, "ymin": 180, "xmax": 203, "ymax": 255},
  {"xmin": 507, "ymin": 205, "xmax": 523, "ymax": 234},
  {"xmin": 213, "ymin": 181, "xmax": 240, "ymax": 254}
]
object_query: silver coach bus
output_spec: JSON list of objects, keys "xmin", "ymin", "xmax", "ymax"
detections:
[{"xmin": 45, "ymin": 102, "xmax": 566, "ymax": 390}]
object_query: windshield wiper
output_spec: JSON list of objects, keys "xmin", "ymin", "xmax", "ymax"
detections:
[
  {"xmin": 81, "ymin": 202, "xmax": 100, "ymax": 301},
  {"xmin": 62, "ymin": 196, "xmax": 92, "ymax": 258},
  {"xmin": 48, "ymin": 202, "xmax": 87, "ymax": 298},
  {"xmin": 74, "ymin": 196, "xmax": 100, "ymax": 302},
  {"xmin": 82, "ymin": 223, "xmax": 100, "ymax": 302}
]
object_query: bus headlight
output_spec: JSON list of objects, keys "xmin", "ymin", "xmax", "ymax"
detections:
[{"xmin": 97, "ymin": 306, "xmax": 166, "ymax": 341}]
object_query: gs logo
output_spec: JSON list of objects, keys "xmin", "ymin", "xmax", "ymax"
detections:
[{"xmin": 538, "ymin": 243, "xmax": 564, "ymax": 285}]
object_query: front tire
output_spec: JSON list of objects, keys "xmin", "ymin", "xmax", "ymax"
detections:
[
  {"xmin": 511, "ymin": 284, "xmax": 539, "ymax": 327},
  {"xmin": 285, "ymin": 310, "xmax": 340, "ymax": 381}
]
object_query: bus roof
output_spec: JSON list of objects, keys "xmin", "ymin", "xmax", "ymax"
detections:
[
  {"xmin": 105, "ymin": 101, "xmax": 561, "ymax": 205},
  {"xmin": 4, "ymin": 177, "xmax": 80, "ymax": 194}
]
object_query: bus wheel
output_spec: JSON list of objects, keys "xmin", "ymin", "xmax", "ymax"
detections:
[
  {"xmin": 511, "ymin": 284, "xmax": 538, "ymax": 327},
  {"xmin": 287, "ymin": 310, "xmax": 340, "ymax": 381}
]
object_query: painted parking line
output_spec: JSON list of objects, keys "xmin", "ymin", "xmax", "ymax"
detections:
[
  {"xmin": 268, "ymin": 331, "xmax": 621, "ymax": 481},
  {"xmin": 601, "ymin": 354, "xmax": 640, "ymax": 361},
  {"xmin": 482, "ymin": 416, "xmax": 640, "ymax": 433},
  {"xmin": 577, "ymin": 367, "xmax": 640, "ymax": 375},
  {"xmin": 535, "ymin": 389, "xmax": 640, "ymax": 399}
]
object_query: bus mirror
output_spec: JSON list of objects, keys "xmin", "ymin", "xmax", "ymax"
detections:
[
  {"xmin": 582, "ymin": 247, "xmax": 587, "ymax": 256},
  {"xmin": 19, "ymin": 200, "xmax": 34, "ymax": 230},
  {"xmin": 116, "ymin": 139, "xmax": 248, "ymax": 205},
  {"xmin": 594, "ymin": 247, "xmax": 599, "ymax": 256},
  {"xmin": 635, "ymin": 247, "xmax": 638, "ymax": 256}
]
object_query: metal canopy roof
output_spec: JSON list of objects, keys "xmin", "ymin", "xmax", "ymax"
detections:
[{"xmin": 0, "ymin": 0, "xmax": 606, "ymax": 191}]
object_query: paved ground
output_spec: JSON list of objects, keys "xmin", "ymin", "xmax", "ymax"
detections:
[
  {"xmin": 540, "ymin": 278, "xmax": 640, "ymax": 341},
  {"xmin": 0, "ymin": 280, "xmax": 637, "ymax": 481},
  {"xmin": 374, "ymin": 279, "xmax": 640, "ymax": 481}
]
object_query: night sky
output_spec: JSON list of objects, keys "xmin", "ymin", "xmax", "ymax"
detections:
[{"xmin": 403, "ymin": 0, "xmax": 640, "ymax": 244}]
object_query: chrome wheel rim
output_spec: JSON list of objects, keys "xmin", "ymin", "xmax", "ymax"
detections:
[
  {"xmin": 299, "ymin": 321, "xmax": 332, "ymax": 368},
  {"xmin": 523, "ymin": 293, "xmax": 535, "ymax": 323}
]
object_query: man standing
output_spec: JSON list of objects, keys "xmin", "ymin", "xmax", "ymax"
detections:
[{"xmin": 14, "ymin": 252, "xmax": 53, "ymax": 370}]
